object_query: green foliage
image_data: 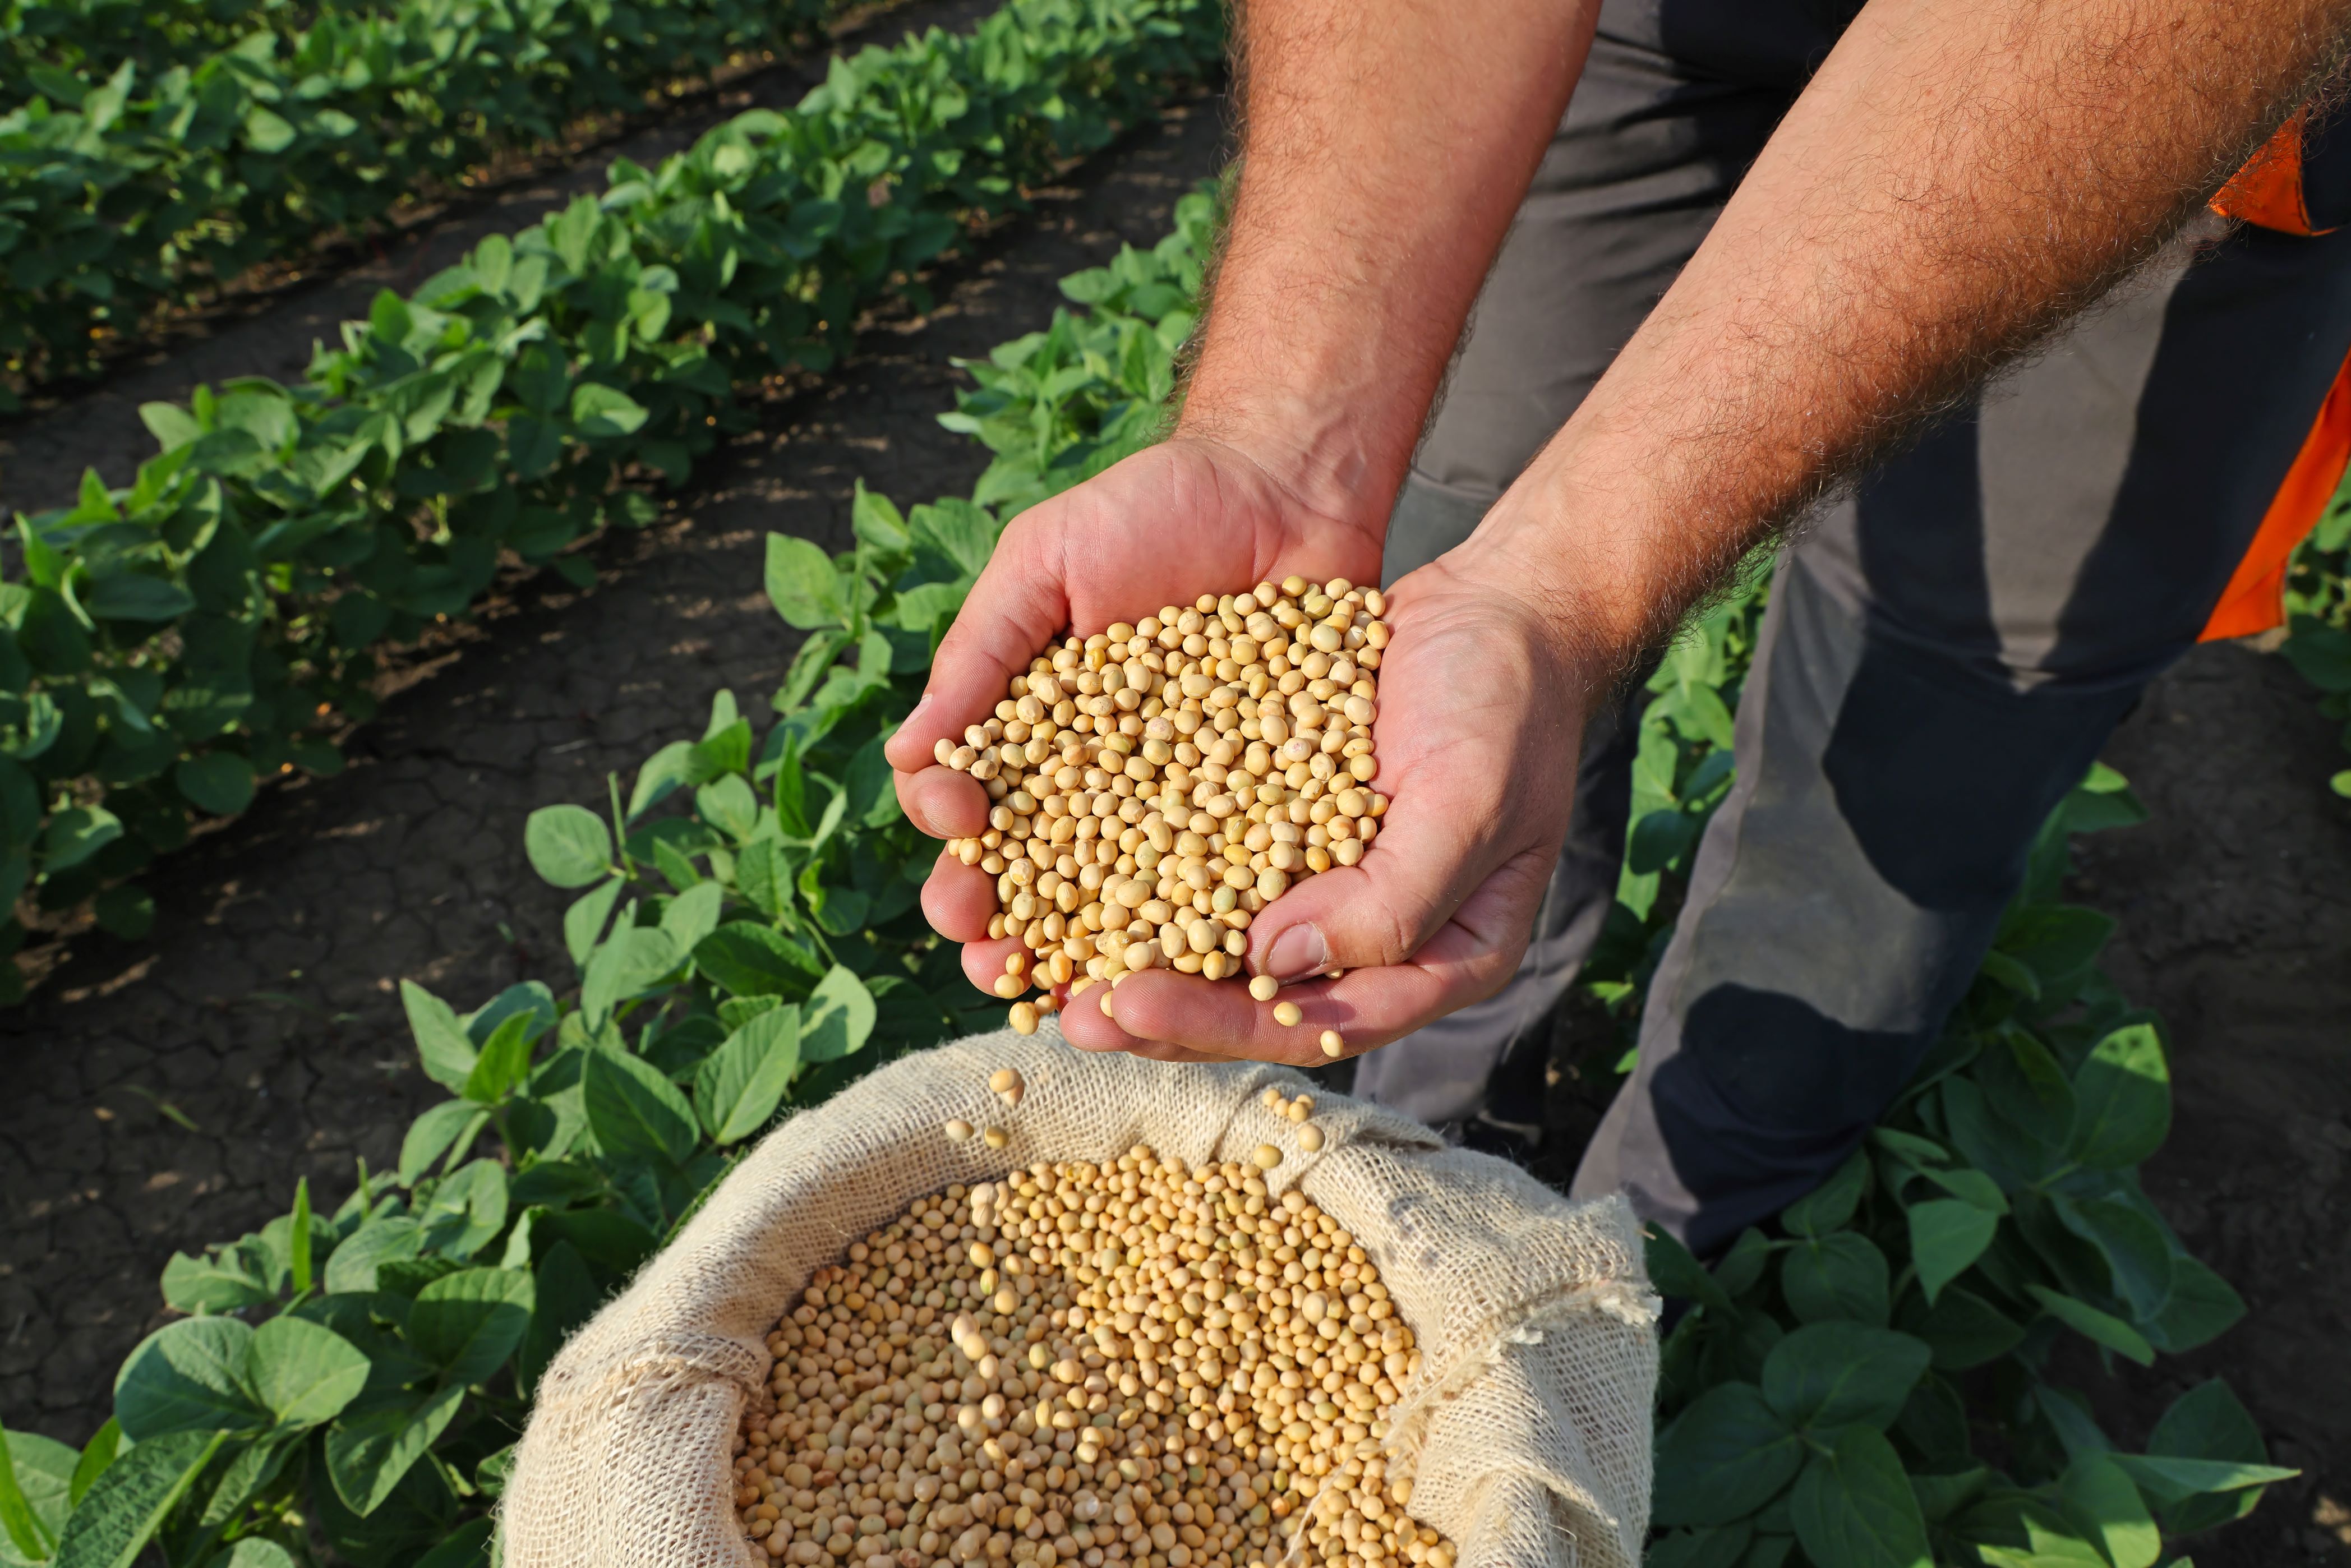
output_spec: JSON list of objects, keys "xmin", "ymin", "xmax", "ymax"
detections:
[
  {"xmin": 0, "ymin": 0, "xmax": 843, "ymax": 391},
  {"xmin": 0, "ymin": 0, "xmax": 1225, "ymax": 993},
  {"xmin": 937, "ymin": 184, "xmax": 1220, "ymax": 512},
  {"xmin": 1629, "ymin": 642, "xmax": 2293, "ymax": 1565},
  {"xmin": 0, "ymin": 165, "xmax": 1224, "ymax": 1568}
]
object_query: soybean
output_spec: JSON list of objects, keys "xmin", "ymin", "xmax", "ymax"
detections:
[
  {"xmin": 732, "ymin": 1149, "xmax": 1453, "ymax": 1568},
  {"xmin": 936, "ymin": 580, "xmax": 1393, "ymax": 1035}
]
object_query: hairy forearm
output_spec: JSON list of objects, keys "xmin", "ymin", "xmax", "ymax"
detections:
[
  {"xmin": 1177, "ymin": 0, "xmax": 1596, "ymax": 526},
  {"xmin": 1476, "ymin": 0, "xmax": 2351, "ymax": 676}
]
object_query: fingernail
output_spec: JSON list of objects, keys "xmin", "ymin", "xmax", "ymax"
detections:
[
  {"xmin": 910, "ymin": 692, "xmax": 934, "ymax": 717},
  {"xmin": 1265, "ymin": 924, "xmax": 1328, "ymax": 980}
]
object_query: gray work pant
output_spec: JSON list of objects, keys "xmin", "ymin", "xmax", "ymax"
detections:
[{"xmin": 1350, "ymin": 1, "xmax": 2351, "ymax": 1255}]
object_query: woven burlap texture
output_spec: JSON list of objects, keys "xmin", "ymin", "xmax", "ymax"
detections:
[{"xmin": 502, "ymin": 1027, "xmax": 1659, "ymax": 1568}]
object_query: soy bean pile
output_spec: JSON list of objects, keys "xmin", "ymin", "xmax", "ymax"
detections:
[
  {"xmin": 932, "ymin": 579, "xmax": 1390, "ymax": 1037},
  {"xmin": 731, "ymin": 1147, "xmax": 1456, "ymax": 1568}
]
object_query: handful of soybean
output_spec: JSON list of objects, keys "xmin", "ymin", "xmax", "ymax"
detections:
[{"xmin": 935, "ymin": 577, "xmax": 1389, "ymax": 1049}]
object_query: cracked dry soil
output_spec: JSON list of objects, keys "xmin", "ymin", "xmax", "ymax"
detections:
[
  {"xmin": 3, "ymin": 70, "xmax": 2349, "ymax": 1568},
  {"xmin": 0, "ymin": 87, "xmax": 1232, "ymax": 1444}
]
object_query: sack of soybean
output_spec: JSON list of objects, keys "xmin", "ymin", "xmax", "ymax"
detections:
[{"xmin": 502, "ymin": 1029, "xmax": 1659, "ymax": 1568}]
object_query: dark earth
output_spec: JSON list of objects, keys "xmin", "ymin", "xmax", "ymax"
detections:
[{"xmin": 1, "ymin": 45, "xmax": 2347, "ymax": 1568}]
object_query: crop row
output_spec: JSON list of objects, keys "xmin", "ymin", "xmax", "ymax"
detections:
[
  {"xmin": 0, "ymin": 183, "xmax": 1217, "ymax": 1568},
  {"xmin": 0, "ymin": 0, "xmax": 1224, "ymax": 1001},
  {"xmin": 5, "ymin": 0, "xmax": 314, "ymax": 107},
  {"xmin": 1, "ymin": 0, "xmax": 852, "ymax": 393},
  {"xmin": 0, "ymin": 182, "xmax": 2292, "ymax": 1568}
]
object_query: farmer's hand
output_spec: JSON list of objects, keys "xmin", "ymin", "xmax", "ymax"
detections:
[
  {"xmin": 882, "ymin": 433, "xmax": 1386, "ymax": 1038},
  {"xmin": 1056, "ymin": 539, "xmax": 1598, "ymax": 1064}
]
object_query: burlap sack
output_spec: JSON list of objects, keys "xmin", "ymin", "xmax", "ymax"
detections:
[{"xmin": 503, "ymin": 1028, "xmax": 1659, "ymax": 1568}]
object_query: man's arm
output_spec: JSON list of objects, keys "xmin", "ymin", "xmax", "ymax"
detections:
[
  {"xmin": 882, "ymin": 0, "xmax": 1598, "ymax": 1041},
  {"xmin": 1472, "ymin": 0, "xmax": 2351, "ymax": 674},
  {"xmin": 883, "ymin": 0, "xmax": 1594, "ymax": 789},
  {"xmin": 1174, "ymin": 0, "xmax": 1594, "ymax": 516}
]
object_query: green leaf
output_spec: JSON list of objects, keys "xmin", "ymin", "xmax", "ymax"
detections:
[
  {"xmin": 2057, "ymin": 1455, "xmax": 2159, "ymax": 1568},
  {"xmin": 2138, "ymin": 1378, "xmax": 2280, "ymax": 1533},
  {"xmin": 694, "ymin": 1004, "xmax": 803, "ymax": 1143},
  {"xmin": 0, "ymin": 1426, "xmax": 68, "ymax": 1563},
  {"xmin": 412, "ymin": 1518, "xmax": 494, "ymax": 1568},
  {"xmin": 1788, "ymin": 1426, "xmax": 1930, "ymax": 1568},
  {"xmin": 224, "ymin": 1542, "xmax": 298, "ymax": 1568},
  {"xmin": 800, "ymin": 965, "xmax": 876, "ymax": 1063},
  {"xmin": 409, "ymin": 1268, "xmax": 536, "ymax": 1386},
  {"xmin": 1906, "ymin": 1200, "xmax": 2001, "ymax": 1306},
  {"xmin": 693, "ymin": 922, "xmax": 824, "ymax": 999},
  {"xmin": 2051, "ymin": 1193, "xmax": 2173, "ymax": 1322},
  {"xmin": 1645, "ymin": 1524, "xmax": 1754, "ymax": 1568},
  {"xmin": 1970, "ymin": 1524, "xmax": 2119, "ymax": 1568},
  {"xmin": 324, "ymin": 1385, "xmax": 465, "ymax": 1518},
  {"xmin": 2145, "ymin": 1254, "xmax": 2245, "ymax": 1353},
  {"xmin": 289, "ymin": 1178, "xmax": 314, "ymax": 1298},
  {"xmin": 524, "ymin": 804, "xmax": 614, "ymax": 888},
  {"xmin": 243, "ymin": 106, "xmax": 296, "ymax": 151},
  {"xmin": 564, "ymin": 878, "xmax": 626, "ymax": 967},
  {"xmin": 322, "ymin": 1217, "xmax": 425, "ymax": 1294},
  {"xmin": 2148, "ymin": 1378, "xmax": 2261, "ymax": 1470},
  {"xmin": 766, "ymin": 534, "xmax": 847, "ymax": 629},
  {"xmin": 2106, "ymin": 1455, "xmax": 2299, "ymax": 1507},
  {"xmin": 2067, "ymin": 1023, "xmax": 2170, "ymax": 1169},
  {"xmin": 626, "ymin": 740, "xmax": 702, "ymax": 820},
  {"xmin": 582, "ymin": 1048, "xmax": 699, "ymax": 1165},
  {"xmin": 569, "ymin": 384, "xmax": 649, "ymax": 438},
  {"xmin": 2026, "ymin": 1284, "xmax": 2155, "ymax": 1366},
  {"xmin": 1780, "ymin": 1232, "xmax": 1890, "ymax": 1326},
  {"xmin": 246, "ymin": 1316, "xmax": 368, "ymax": 1429},
  {"xmin": 579, "ymin": 926, "xmax": 681, "ymax": 1023},
  {"xmin": 67, "ymin": 1423, "xmax": 118, "ymax": 1509},
  {"xmin": 517, "ymin": 1242, "xmax": 600, "ymax": 1401},
  {"xmin": 1652, "ymin": 1384, "xmax": 1804, "ymax": 1528},
  {"xmin": 659, "ymin": 881, "xmax": 726, "ymax": 952},
  {"xmin": 695, "ymin": 774, "xmax": 760, "ymax": 841},
  {"xmin": 401, "ymin": 982, "xmax": 479, "ymax": 1092},
  {"xmin": 113, "ymin": 1318, "xmax": 268, "ymax": 1440},
  {"xmin": 462, "ymin": 1012, "xmax": 537, "ymax": 1104},
  {"xmin": 1905, "ymin": 1466, "xmax": 1987, "ymax": 1524},
  {"xmin": 1645, "ymin": 1226, "xmax": 1736, "ymax": 1316},
  {"xmin": 40, "ymin": 807, "xmax": 121, "ymax": 873},
  {"xmin": 173, "ymin": 753, "xmax": 255, "ymax": 816},
  {"xmin": 1760, "ymin": 1325, "xmax": 1930, "ymax": 1432},
  {"xmin": 1977, "ymin": 1028, "xmax": 2076, "ymax": 1151},
  {"xmin": 84, "ymin": 574, "xmax": 196, "ymax": 623},
  {"xmin": 51, "ymin": 1430, "xmax": 225, "ymax": 1568},
  {"xmin": 158, "ymin": 1247, "xmax": 275, "ymax": 1315},
  {"xmin": 1780, "ymin": 1150, "xmax": 1868, "ymax": 1238},
  {"xmin": 416, "ymin": 1159, "xmax": 509, "ymax": 1259},
  {"xmin": 399, "ymin": 1100, "xmax": 487, "ymax": 1184}
]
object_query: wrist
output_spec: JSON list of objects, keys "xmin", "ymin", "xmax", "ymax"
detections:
[
  {"xmin": 1440, "ymin": 478, "xmax": 1675, "ymax": 698},
  {"xmin": 1163, "ymin": 400, "xmax": 1404, "ymax": 550}
]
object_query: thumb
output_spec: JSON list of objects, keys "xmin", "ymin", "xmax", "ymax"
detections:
[
  {"xmin": 1242, "ymin": 790, "xmax": 1500, "ymax": 981},
  {"xmin": 882, "ymin": 526, "xmax": 1070, "ymax": 774}
]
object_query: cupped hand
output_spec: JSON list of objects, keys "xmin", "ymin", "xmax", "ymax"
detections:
[
  {"xmin": 1054, "ymin": 543, "xmax": 1600, "ymax": 1063},
  {"xmin": 885, "ymin": 432, "xmax": 1382, "ymax": 846}
]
